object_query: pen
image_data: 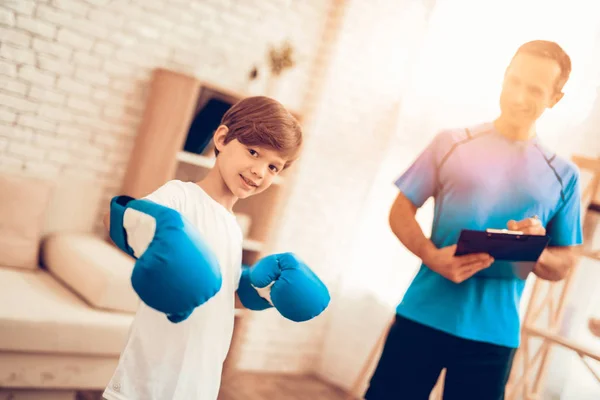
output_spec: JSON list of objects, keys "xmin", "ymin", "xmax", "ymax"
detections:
[{"xmin": 486, "ymin": 228, "xmax": 523, "ymax": 235}]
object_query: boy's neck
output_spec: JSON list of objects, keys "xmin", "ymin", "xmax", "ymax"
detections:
[{"xmin": 196, "ymin": 167, "xmax": 238, "ymax": 213}]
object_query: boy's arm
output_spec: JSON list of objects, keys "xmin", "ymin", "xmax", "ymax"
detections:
[
  {"xmin": 103, "ymin": 210, "xmax": 110, "ymax": 232},
  {"xmin": 104, "ymin": 180, "xmax": 185, "ymax": 236},
  {"xmin": 235, "ymin": 292, "xmax": 247, "ymax": 310},
  {"xmin": 236, "ymin": 254, "xmax": 329, "ymax": 322},
  {"xmin": 236, "ymin": 264, "xmax": 273, "ymax": 312}
]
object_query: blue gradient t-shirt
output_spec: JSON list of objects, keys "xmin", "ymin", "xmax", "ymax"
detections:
[{"xmin": 395, "ymin": 122, "xmax": 583, "ymax": 348}]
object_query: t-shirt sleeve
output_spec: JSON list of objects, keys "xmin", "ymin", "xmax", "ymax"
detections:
[
  {"xmin": 143, "ymin": 180, "xmax": 187, "ymax": 212},
  {"xmin": 546, "ymin": 171, "xmax": 583, "ymax": 247},
  {"xmin": 394, "ymin": 133, "xmax": 444, "ymax": 207}
]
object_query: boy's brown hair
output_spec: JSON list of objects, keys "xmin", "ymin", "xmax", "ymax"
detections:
[{"xmin": 215, "ymin": 96, "xmax": 303, "ymax": 168}]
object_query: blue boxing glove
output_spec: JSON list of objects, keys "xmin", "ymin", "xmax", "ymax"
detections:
[
  {"xmin": 237, "ymin": 253, "xmax": 330, "ymax": 322},
  {"xmin": 109, "ymin": 195, "xmax": 221, "ymax": 323},
  {"xmin": 237, "ymin": 265, "xmax": 273, "ymax": 312}
]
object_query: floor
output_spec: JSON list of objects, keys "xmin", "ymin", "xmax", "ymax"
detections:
[
  {"xmin": 77, "ymin": 373, "xmax": 350, "ymax": 400},
  {"xmin": 218, "ymin": 373, "xmax": 350, "ymax": 400}
]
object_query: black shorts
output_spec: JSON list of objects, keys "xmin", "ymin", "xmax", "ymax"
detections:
[{"xmin": 365, "ymin": 315, "xmax": 516, "ymax": 400}]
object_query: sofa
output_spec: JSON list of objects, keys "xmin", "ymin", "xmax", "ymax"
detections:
[{"xmin": 0, "ymin": 172, "xmax": 139, "ymax": 400}]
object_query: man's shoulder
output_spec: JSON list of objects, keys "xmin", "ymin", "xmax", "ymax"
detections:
[
  {"xmin": 533, "ymin": 144, "xmax": 580, "ymax": 183},
  {"xmin": 437, "ymin": 122, "xmax": 493, "ymax": 141},
  {"xmin": 430, "ymin": 122, "xmax": 495, "ymax": 154},
  {"xmin": 552, "ymin": 153, "xmax": 579, "ymax": 174}
]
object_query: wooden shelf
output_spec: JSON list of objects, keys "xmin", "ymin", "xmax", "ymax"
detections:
[
  {"xmin": 200, "ymin": 81, "xmax": 303, "ymax": 122},
  {"xmin": 176, "ymin": 151, "xmax": 214, "ymax": 168},
  {"xmin": 176, "ymin": 151, "xmax": 284, "ymax": 185},
  {"xmin": 524, "ymin": 326, "xmax": 600, "ymax": 362}
]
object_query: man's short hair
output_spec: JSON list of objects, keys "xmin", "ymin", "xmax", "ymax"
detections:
[{"xmin": 513, "ymin": 40, "xmax": 572, "ymax": 92}]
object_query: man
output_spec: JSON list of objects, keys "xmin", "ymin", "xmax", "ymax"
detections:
[{"xmin": 366, "ymin": 40, "xmax": 583, "ymax": 400}]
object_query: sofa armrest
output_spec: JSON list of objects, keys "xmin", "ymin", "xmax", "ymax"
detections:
[{"xmin": 41, "ymin": 233, "xmax": 139, "ymax": 313}]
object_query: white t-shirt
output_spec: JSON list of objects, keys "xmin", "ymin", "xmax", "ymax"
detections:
[{"xmin": 103, "ymin": 180, "xmax": 243, "ymax": 400}]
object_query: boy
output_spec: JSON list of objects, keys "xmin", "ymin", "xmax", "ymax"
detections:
[{"xmin": 102, "ymin": 96, "xmax": 303, "ymax": 400}]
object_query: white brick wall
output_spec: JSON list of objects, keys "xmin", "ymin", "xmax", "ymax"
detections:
[
  {"xmin": 0, "ymin": 0, "xmax": 332, "ymax": 210},
  {"xmin": 16, "ymin": 15, "xmax": 57, "ymax": 38},
  {"xmin": 3, "ymin": 1, "xmax": 36, "ymax": 16}
]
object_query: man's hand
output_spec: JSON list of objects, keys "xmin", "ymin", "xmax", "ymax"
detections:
[
  {"xmin": 507, "ymin": 217, "xmax": 546, "ymax": 235},
  {"xmin": 508, "ymin": 217, "xmax": 577, "ymax": 281},
  {"xmin": 423, "ymin": 245, "xmax": 494, "ymax": 284}
]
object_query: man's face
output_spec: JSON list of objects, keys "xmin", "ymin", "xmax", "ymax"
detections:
[{"xmin": 499, "ymin": 52, "xmax": 564, "ymax": 127}]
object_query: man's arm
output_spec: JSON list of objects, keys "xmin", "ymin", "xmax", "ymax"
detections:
[
  {"xmin": 390, "ymin": 132, "xmax": 492, "ymax": 282},
  {"xmin": 533, "ymin": 170, "xmax": 583, "ymax": 281},
  {"xmin": 533, "ymin": 246, "xmax": 579, "ymax": 281},
  {"xmin": 507, "ymin": 217, "xmax": 580, "ymax": 281},
  {"xmin": 389, "ymin": 193, "xmax": 493, "ymax": 283},
  {"xmin": 388, "ymin": 192, "xmax": 437, "ymax": 262}
]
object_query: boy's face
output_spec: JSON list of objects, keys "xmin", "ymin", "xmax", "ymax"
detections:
[
  {"xmin": 499, "ymin": 52, "xmax": 564, "ymax": 127},
  {"xmin": 214, "ymin": 127, "xmax": 288, "ymax": 199}
]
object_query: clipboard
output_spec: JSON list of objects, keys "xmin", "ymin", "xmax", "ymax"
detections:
[{"xmin": 455, "ymin": 229, "xmax": 551, "ymax": 279}]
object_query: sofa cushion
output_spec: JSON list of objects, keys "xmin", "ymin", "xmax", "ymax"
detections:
[
  {"xmin": 0, "ymin": 267, "xmax": 133, "ymax": 356},
  {"xmin": 42, "ymin": 176, "xmax": 103, "ymax": 235},
  {"xmin": 0, "ymin": 173, "xmax": 52, "ymax": 270},
  {"xmin": 42, "ymin": 233, "xmax": 139, "ymax": 314}
]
